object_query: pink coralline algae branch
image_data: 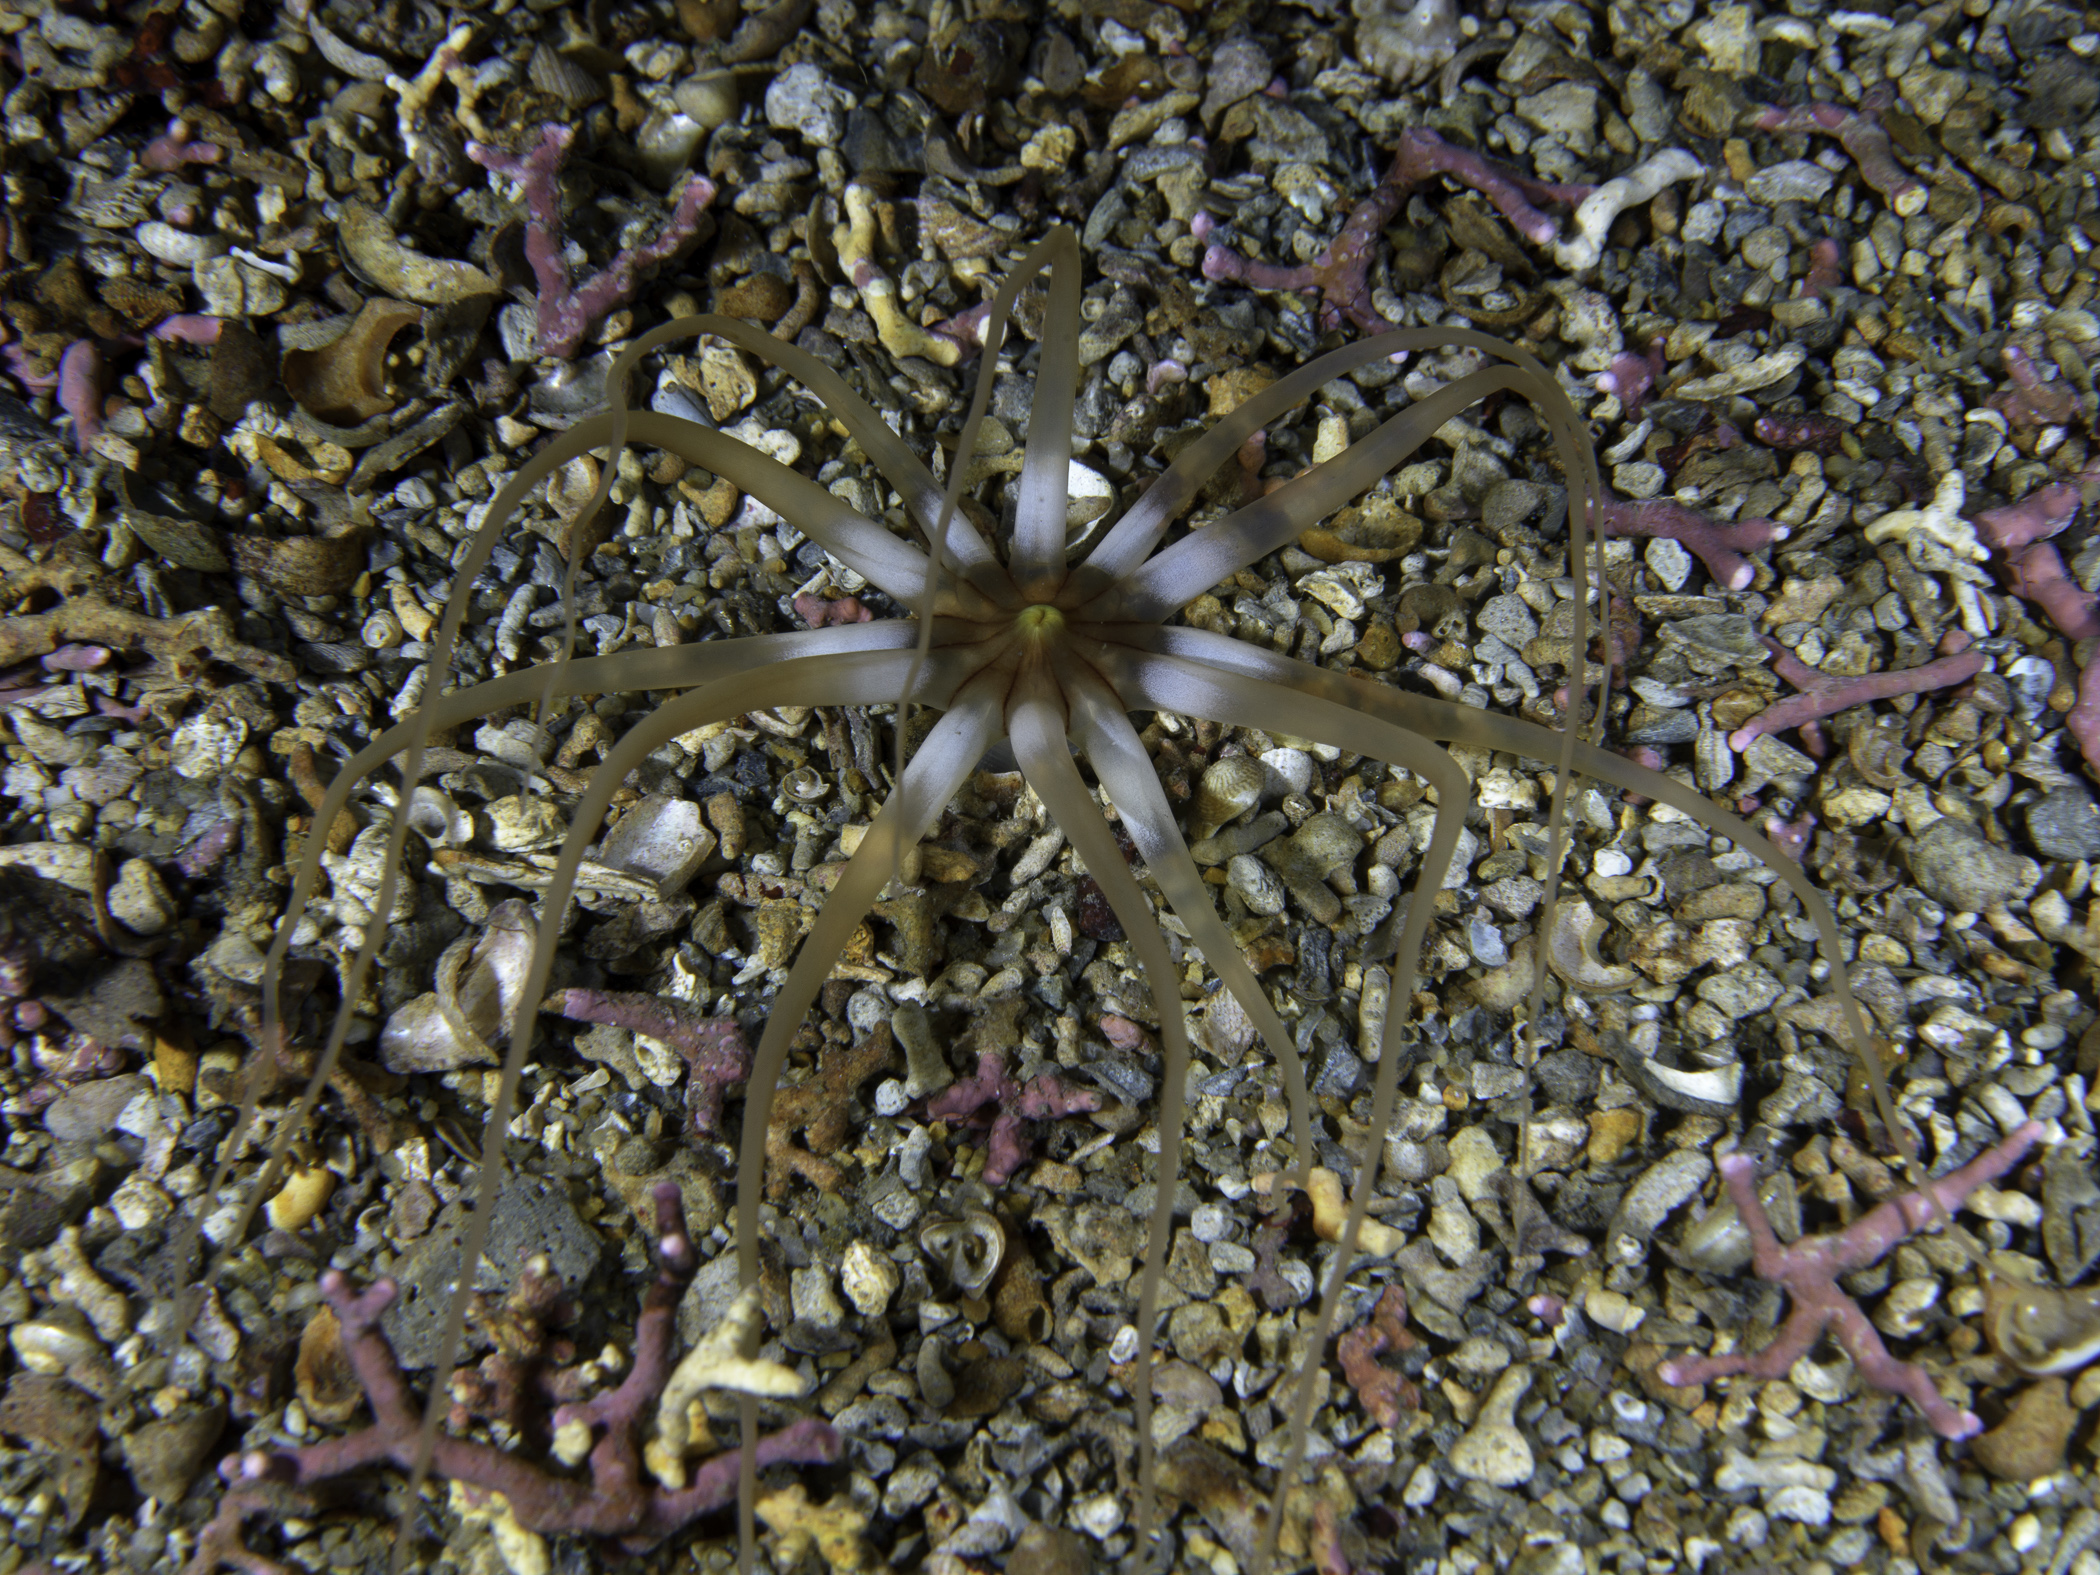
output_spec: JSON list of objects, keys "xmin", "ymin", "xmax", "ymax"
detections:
[
  {"xmin": 1728, "ymin": 631, "xmax": 1988, "ymax": 753},
  {"xmin": 1201, "ymin": 127, "xmax": 1595, "ymax": 334},
  {"xmin": 1658, "ymin": 1121, "xmax": 2045, "ymax": 1439},
  {"xmin": 1753, "ymin": 413, "xmax": 1847, "ymax": 456},
  {"xmin": 542, "ymin": 989, "xmax": 751, "ymax": 1136},
  {"xmin": 139, "ymin": 118, "xmax": 223, "ymax": 172},
  {"xmin": 1750, "ymin": 87, "xmax": 1925, "ymax": 217},
  {"xmin": 1800, "ymin": 236, "xmax": 1845, "ymax": 299},
  {"xmin": 791, "ymin": 592, "xmax": 874, "ymax": 629},
  {"xmin": 182, "ymin": 1183, "xmax": 840, "ymax": 1575},
  {"xmin": 1338, "ymin": 1285, "xmax": 1420, "ymax": 1428},
  {"xmin": 1599, "ymin": 499, "xmax": 1785, "ymax": 592},
  {"xmin": 1595, "ymin": 336, "xmax": 1665, "ymax": 415},
  {"xmin": 1990, "ymin": 343, "xmax": 2085, "ymax": 430},
  {"xmin": 1971, "ymin": 476, "xmax": 2100, "ymax": 774},
  {"xmin": 7, "ymin": 315, "xmax": 225, "ymax": 452},
  {"xmin": 1201, "ymin": 133, "xmax": 1703, "ymax": 333},
  {"xmin": 466, "ymin": 124, "xmax": 717, "ymax": 359},
  {"xmin": 925, "ymin": 1049, "xmax": 1103, "ymax": 1185}
]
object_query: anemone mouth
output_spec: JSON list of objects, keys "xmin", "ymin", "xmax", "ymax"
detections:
[{"xmin": 1015, "ymin": 602, "xmax": 1066, "ymax": 638}]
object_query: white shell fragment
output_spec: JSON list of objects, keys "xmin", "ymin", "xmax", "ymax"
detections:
[
  {"xmin": 378, "ymin": 899, "xmax": 537, "ymax": 1072},
  {"xmin": 921, "ymin": 1212, "xmax": 1007, "ymax": 1298},
  {"xmin": 597, "ymin": 795, "xmax": 716, "ymax": 895},
  {"xmin": 1067, "ymin": 460, "xmax": 1115, "ymax": 533},
  {"xmin": 1448, "ymin": 1365, "xmax": 1535, "ymax": 1486},
  {"xmin": 1670, "ymin": 343, "xmax": 1811, "ymax": 401},
  {"xmin": 170, "ymin": 714, "xmax": 247, "ymax": 780},
  {"xmin": 1607, "ymin": 1150, "xmax": 1712, "ymax": 1265},
  {"xmin": 840, "ymin": 1241, "xmax": 901, "ymax": 1320},
  {"xmin": 1546, "ymin": 898, "xmax": 1641, "ymax": 992}
]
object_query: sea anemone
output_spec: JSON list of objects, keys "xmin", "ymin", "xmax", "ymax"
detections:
[{"xmin": 179, "ymin": 226, "xmax": 1896, "ymax": 1573}]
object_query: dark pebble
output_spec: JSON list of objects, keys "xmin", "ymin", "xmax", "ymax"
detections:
[{"xmin": 2026, "ymin": 786, "xmax": 2100, "ymax": 861}]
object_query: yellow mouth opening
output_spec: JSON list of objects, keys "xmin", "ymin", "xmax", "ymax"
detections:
[{"xmin": 1016, "ymin": 603, "xmax": 1065, "ymax": 639}]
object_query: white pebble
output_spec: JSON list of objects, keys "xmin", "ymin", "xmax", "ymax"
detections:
[
  {"xmin": 1765, "ymin": 1485, "xmax": 1832, "ymax": 1526},
  {"xmin": 1590, "ymin": 1430, "xmax": 1631, "ymax": 1463},
  {"xmin": 1402, "ymin": 1463, "xmax": 1438, "ymax": 1507},
  {"xmin": 1072, "ymin": 1494, "xmax": 1124, "ymax": 1538}
]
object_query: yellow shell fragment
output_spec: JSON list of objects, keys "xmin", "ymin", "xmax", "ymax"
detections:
[
  {"xmin": 265, "ymin": 1163, "xmax": 337, "ymax": 1231},
  {"xmin": 756, "ymin": 1484, "xmax": 874, "ymax": 1573},
  {"xmin": 449, "ymin": 1482, "xmax": 552, "ymax": 1575},
  {"xmin": 1306, "ymin": 1166, "xmax": 1404, "ymax": 1257},
  {"xmin": 647, "ymin": 1285, "xmax": 808, "ymax": 1491}
]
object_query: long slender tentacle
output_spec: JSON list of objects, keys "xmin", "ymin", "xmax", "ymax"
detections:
[
  {"xmin": 1125, "ymin": 624, "xmax": 1896, "ymax": 1138},
  {"xmin": 1063, "ymin": 669, "xmax": 1315, "ymax": 1199},
  {"xmin": 597, "ymin": 313, "xmax": 1000, "ymax": 569},
  {"xmin": 1009, "ymin": 670, "xmax": 1194, "ymax": 1565},
  {"xmin": 1008, "ymin": 230, "xmax": 1082, "ymax": 593},
  {"xmin": 1078, "ymin": 320, "xmax": 1604, "ymax": 1159},
  {"xmin": 1093, "ymin": 643, "xmax": 1469, "ymax": 1573},
  {"xmin": 395, "ymin": 644, "xmax": 971, "ymax": 1567},
  {"xmin": 1082, "ymin": 327, "xmax": 1601, "ymax": 605},
  {"xmin": 728, "ymin": 678, "xmax": 1005, "ymax": 1572},
  {"xmin": 620, "ymin": 414, "xmax": 941, "ymax": 602},
  {"xmin": 173, "ymin": 398, "xmax": 692, "ymax": 1361},
  {"xmin": 175, "ymin": 622, "xmax": 917, "ymax": 1335},
  {"xmin": 1099, "ymin": 366, "xmax": 1537, "ymax": 622}
]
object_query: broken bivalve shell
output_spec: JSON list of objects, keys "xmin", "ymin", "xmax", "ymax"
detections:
[
  {"xmin": 1677, "ymin": 1169, "xmax": 1799, "ymax": 1274},
  {"xmin": 1190, "ymin": 755, "xmax": 1265, "ymax": 844},
  {"xmin": 403, "ymin": 784, "xmax": 470, "ymax": 846},
  {"xmin": 378, "ymin": 899, "xmax": 537, "ymax": 1073},
  {"xmin": 992, "ymin": 1247, "xmax": 1050, "ymax": 1345},
  {"xmin": 337, "ymin": 200, "xmax": 499, "ymax": 306},
  {"xmin": 1986, "ymin": 1275, "xmax": 2100, "ymax": 1376},
  {"xmin": 596, "ymin": 795, "xmax": 715, "ymax": 896},
  {"xmin": 282, "ymin": 298, "xmax": 422, "ymax": 425},
  {"xmin": 636, "ymin": 109, "xmax": 709, "ymax": 189},
  {"xmin": 1547, "ymin": 897, "xmax": 1641, "ymax": 992},
  {"xmin": 527, "ymin": 41, "xmax": 602, "ymax": 106},
  {"xmin": 921, "ymin": 1211, "xmax": 1006, "ymax": 1299}
]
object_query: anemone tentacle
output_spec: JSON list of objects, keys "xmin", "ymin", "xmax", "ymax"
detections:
[
  {"xmin": 1064, "ymin": 670, "xmax": 1314, "ymax": 1199},
  {"xmin": 1093, "ymin": 645, "xmax": 1471, "ymax": 1545},
  {"xmin": 1102, "ymin": 364, "xmax": 1540, "ymax": 622},
  {"xmin": 1008, "ymin": 666, "xmax": 1194, "ymax": 1551}
]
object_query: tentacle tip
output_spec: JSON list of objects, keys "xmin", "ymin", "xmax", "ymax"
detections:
[
  {"xmin": 1945, "ymin": 1411, "xmax": 1983, "ymax": 1441},
  {"xmin": 1715, "ymin": 1151, "xmax": 1756, "ymax": 1182},
  {"xmin": 1654, "ymin": 1362, "xmax": 1683, "ymax": 1386}
]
